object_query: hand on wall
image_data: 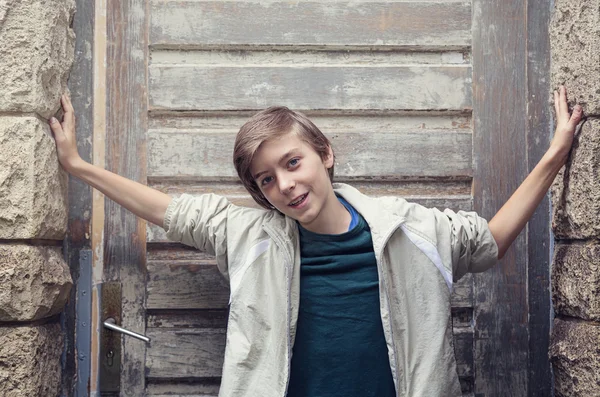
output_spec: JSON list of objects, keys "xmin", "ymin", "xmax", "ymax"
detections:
[
  {"xmin": 550, "ymin": 85, "xmax": 584, "ymax": 164},
  {"xmin": 48, "ymin": 94, "xmax": 82, "ymax": 173}
]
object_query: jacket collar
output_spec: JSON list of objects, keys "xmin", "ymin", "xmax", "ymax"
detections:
[
  {"xmin": 333, "ymin": 183, "xmax": 406, "ymax": 233},
  {"xmin": 262, "ymin": 183, "xmax": 406, "ymax": 253}
]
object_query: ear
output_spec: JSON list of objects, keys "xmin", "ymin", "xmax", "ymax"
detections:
[{"xmin": 323, "ymin": 145, "xmax": 334, "ymax": 169}]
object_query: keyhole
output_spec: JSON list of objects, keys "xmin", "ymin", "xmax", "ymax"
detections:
[{"xmin": 107, "ymin": 350, "xmax": 114, "ymax": 367}]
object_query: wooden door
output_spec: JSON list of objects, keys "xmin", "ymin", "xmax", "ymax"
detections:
[{"xmin": 88, "ymin": 0, "xmax": 553, "ymax": 396}]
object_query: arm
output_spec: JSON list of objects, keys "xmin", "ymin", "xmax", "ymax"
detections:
[
  {"xmin": 49, "ymin": 94, "xmax": 172, "ymax": 227},
  {"xmin": 488, "ymin": 86, "xmax": 584, "ymax": 259}
]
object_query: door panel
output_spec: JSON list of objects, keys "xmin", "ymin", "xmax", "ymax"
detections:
[
  {"xmin": 144, "ymin": 1, "xmax": 475, "ymax": 394},
  {"xmin": 94, "ymin": 0, "xmax": 548, "ymax": 395}
]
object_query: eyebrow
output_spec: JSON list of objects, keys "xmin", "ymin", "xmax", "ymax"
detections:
[{"xmin": 253, "ymin": 148, "xmax": 300, "ymax": 180}]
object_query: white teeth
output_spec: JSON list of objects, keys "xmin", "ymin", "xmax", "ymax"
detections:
[{"xmin": 290, "ymin": 194, "xmax": 306, "ymax": 206}]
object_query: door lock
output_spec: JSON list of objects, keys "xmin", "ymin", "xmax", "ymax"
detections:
[
  {"xmin": 103, "ymin": 317, "xmax": 150, "ymax": 343},
  {"xmin": 99, "ymin": 282, "xmax": 150, "ymax": 395}
]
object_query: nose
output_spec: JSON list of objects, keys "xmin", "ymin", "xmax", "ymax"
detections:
[{"xmin": 277, "ymin": 173, "xmax": 295, "ymax": 194}]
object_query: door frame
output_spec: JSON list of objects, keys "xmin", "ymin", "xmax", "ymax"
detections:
[
  {"xmin": 472, "ymin": 0, "xmax": 553, "ymax": 395},
  {"xmin": 65, "ymin": 0, "xmax": 554, "ymax": 395}
]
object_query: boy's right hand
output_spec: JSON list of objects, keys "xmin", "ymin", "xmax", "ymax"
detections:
[
  {"xmin": 49, "ymin": 94, "xmax": 83, "ymax": 173},
  {"xmin": 46, "ymin": 93, "xmax": 172, "ymax": 226}
]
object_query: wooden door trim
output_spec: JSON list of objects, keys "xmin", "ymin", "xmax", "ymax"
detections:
[
  {"xmin": 64, "ymin": 0, "xmax": 96, "ymax": 394},
  {"xmin": 472, "ymin": 0, "xmax": 529, "ymax": 395},
  {"xmin": 89, "ymin": 0, "xmax": 151, "ymax": 395},
  {"xmin": 473, "ymin": 0, "xmax": 553, "ymax": 395},
  {"xmin": 526, "ymin": 0, "xmax": 553, "ymax": 395},
  {"xmin": 90, "ymin": 0, "xmax": 108, "ymax": 393}
]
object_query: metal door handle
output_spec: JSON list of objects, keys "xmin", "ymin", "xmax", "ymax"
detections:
[{"xmin": 103, "ymin": 317, "xmax": 151, "ymax": 343}]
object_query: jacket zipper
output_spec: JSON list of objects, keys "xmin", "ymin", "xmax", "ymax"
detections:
[
  {"xmin": 263, "ymin": 225, "xmax": 294, "ymax": 397},
  {"xmin": 376, "ymin": 218, "xmax": 405, "ymax": 395},
  {"xmin": 282, "ymin": 244, "xmax": 293, "ymax": 397}
]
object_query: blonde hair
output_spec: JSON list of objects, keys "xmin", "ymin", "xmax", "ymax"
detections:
[{"xmin": 233, "ymin": 107, "xmax": 334, "ymax": 209}]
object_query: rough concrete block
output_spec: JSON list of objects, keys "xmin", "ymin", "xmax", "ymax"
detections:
[
  {"xmin": 553, "ymin": 244, "xmax": 600, "ymax": 321},
  {"xmin": 552, "ymin": 119, "xmax": 600, "ymax": 239},
  {"xmin": 0, "ymin": 0, "xmax": 75, "ymax": 118},
  {"xmin": 0, "ymin": 323, "xmax": 63, "ymax": 397},
  {"xmin": 550, "ymin": 0, "xmax": 600, "ymax": 115},
  {"xmin": 550, "ymin": 318, "xmax": 600, "ymax": 397},
  {"xmin": 0, "ymin": 117, "xmax": 68, "ymax": 239},
  {"xmin": 0, "ymin": 245, "xmax": 72, "ymax": 322}
]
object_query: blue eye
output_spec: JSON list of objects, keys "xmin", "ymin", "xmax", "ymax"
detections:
[
  {"xmin": 288, "ymin": 158, "xmax": 300, "ymax": 167},
  {"xmin": 261, "ymin": 176, "xmax": 273, "ymax": 186}
]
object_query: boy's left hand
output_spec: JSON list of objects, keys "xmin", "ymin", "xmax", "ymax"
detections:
[{"xmin": 550, "ymin": 85, "xmax": 584, "ymax": 163}]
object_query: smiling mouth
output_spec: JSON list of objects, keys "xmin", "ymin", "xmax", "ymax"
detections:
[{"xmin": 288, "ymin": 193, "xmax": 308, "ymax": 207}]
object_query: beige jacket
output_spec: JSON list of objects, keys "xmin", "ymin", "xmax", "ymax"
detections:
[{"xmin": 163, "ymin": 183, "xmax": 498, "ymax": 397}]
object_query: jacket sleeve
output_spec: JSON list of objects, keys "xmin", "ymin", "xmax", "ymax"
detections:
[
  {"xmin": 439, "ymin": 209, "xmax": 499, "ymax": 282},
  {"xmin": 162, "ymin": 193, "xmax": 230, "ymax": 278}
]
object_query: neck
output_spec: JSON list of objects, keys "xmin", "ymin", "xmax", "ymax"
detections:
[{"xmin": 299, "ymin": 191, "xmax": 351, "ymax": 234}]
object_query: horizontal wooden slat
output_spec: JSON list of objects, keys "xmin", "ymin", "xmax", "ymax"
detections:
[
  {"xmin": 148, "ymin": 130, "xmax": 472, "ymax": 178},
  {"xmin": 146, "ymin": 381, "xmax": 220, "ymax": 396},
  {"xmin": 147, "ymin": 260, "xmax": 229, "ymax": 310},
  {"xmin": 148, "ymin": 112, "xmax": 472, "ymax": 133},
  {"xmin": 149, "ymin": 66, "xmax": 471, "ymax": 111},
  {"xmin": 148, "ymin": 310, "xmax": 228, "ymax": 329},
  {"xmin": 150, "ymin": 49, "xmax": 468, "ymax": 66},
  {"xmin": 147, "ymin": 186, "xmax": 473, "ymax": 242},
  {"xmin": 149, "ymin": 180, "xmax": 472, "ymax": 198},
  {"xmin": 145, "ymin": 320, "xmax": 473, "ymax": 385},
  {"xmin": 150, "ymin": 1, "xmax": 471, "ymax": 48},
  {"xmin": 147, "ymin": 257, "xmax": 473, "ymax": 311},
  {"xmin": 146, "ymin": 328, "xmax": 226, "ymax": 378},
  {"xmin": 147, "ymin": 197, "xmax": 472, "ymax": 244},
  {"xmin": 147, "ymin": 378, "xmax": 473, "ymax": 397}
]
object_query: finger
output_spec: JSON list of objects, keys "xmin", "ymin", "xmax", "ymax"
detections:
[
  {"xmin": 554, "ymin": 91, "xmax": 560, "ymax": 116},
  {"xmin": 49, "ymin": 117, "xmax": 65, "ymax": 140},
  {"xmin": 61, "ymin": 95, "xmax": 75, "ymax": 120},
  {"xmin": 567, "ymin": 105, "xmax": 583, "ymax": 130},
  {"xmin": 61, "ymin": 95, "xmax": 75, "ymax": 128},
  {"xmin": 559, "ymin": 86, "xmax": 568, "ymax": 118},
  {"xmin": 62, "ymin": 94, "xmax": 75, "ymax": 113}
]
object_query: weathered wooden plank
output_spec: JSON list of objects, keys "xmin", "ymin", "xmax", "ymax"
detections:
[
  {"xmin": 526, "ymin": 0, "xmax": 553, "ymax": 394},
  {"xmin": 150, "ymin": 49, "xmax": 469, "ymax": 67},
  {"xmin": 90, "ymin": 0, "xmax": 108, "ymax": 391},
  {"xmin": 150, "ymin": 1, "xmax": 471, "ymax": 48},
  {"xmin": 148, "ymin": 112, "xmax": 472, "ymax": 133},
  {"xmin": 147, "ymin": 379, "xmax": 474, "ymax": 397},
  {"xmin": 146, "ymin": 328, "xmax": 227, "ymax": 378},
  {"xmin": 147, "ymin": 130, "xmax": 472, "ymax": 178},
  {"xmin": 149, "ymin": 66, "xmax": 472, "ymax": 111},
  {"xmin": 146, "ymin": 381, "xmax": 220, "ymax": 396},
  {"xmin": 472, "ymin": 0, "xmax": 529, "ymax": 395},
  {"xmin": 147, "ymin": 257, "xmax": 473, "ymax": 311},
  {"xmin": 105, "ymin": 0, "xmax": 149, "ymax": 394},
  {"xmin": 147, "ymin": 261, "xmax": 230, "ymax": 310},
  {"xmin": 64, "ymin": 0, "xmax": 94, "ymax": 392},
  {"xmin": 149, "ymin": 180, "xmax": 473, "ymax": 199},
  {"xmin": 147, "ymin": 194, "xmax": 472, "ymax": 244},
  {"xmin": 145, "ymin": 323, "xmax": 473, "ymax": 382},
  {"xmin": 146, "ymin": 181, "xmax": 473, "ymax": 238},
  {"xmin": 147, "ymin": 310, "xmax": 228, "ymax": 329}
]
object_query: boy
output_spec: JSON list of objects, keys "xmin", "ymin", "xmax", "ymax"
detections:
[{"xmin": 49, "ymin": 87, "xmax": 582, "ymax": 397}]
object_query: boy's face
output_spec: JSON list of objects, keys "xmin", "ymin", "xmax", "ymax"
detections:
[{"xmin": 250, "ymin": 133, "xmax": 337, "ymax": 229}]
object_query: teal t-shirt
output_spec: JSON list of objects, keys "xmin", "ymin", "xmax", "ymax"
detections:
[{"xmin": 287, "ymin": 197, "xmax": 396, "ymax": 397}]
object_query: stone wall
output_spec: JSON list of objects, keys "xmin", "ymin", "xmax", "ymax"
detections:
[
  {"xmin": 549, "ymin": 1, "xmax": 600, "ymax": 396},
  {"xmin": 0, "ymin": 1, "xmax": 75, "ymax": 396}
]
